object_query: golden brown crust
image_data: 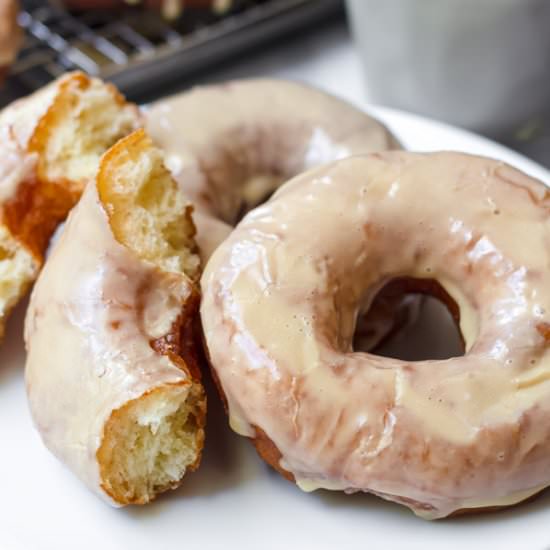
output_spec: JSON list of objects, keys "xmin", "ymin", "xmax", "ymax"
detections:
[
  {"xmin": 176, "ymin": 315, "xmax": 205, "ymax": 383},
  {"xmin": 536, "ymin": 322, "xmax": 550, "ymax": 341},
  {"xmin": 2, "ymin": 178, "xmax": 76, "ymax": 262},
  {"xmin": 150, "ymin": 292, "xmax": 205, "ymax": 386},
  {"xmin": 251, "ymin": 426, "xmax": 294, "ymax": 482}
]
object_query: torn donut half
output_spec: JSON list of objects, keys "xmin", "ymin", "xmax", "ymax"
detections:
[
  {"xmin": 25, "ymin": 130, "xmax": 205, "ymax": 506},
  {"xmin": 0, "ymin": 71, "xmax": 140, "ymax": 339}
]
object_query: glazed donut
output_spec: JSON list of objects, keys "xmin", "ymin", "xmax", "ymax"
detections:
[
  {"xmin": 0, "ymin": 72, "xmax": 139, "ymax": 340},
  {"xmin": 25, "ymin": 130, "xmax": 205, "ymax": 505},
  {"xmin": 147, "ymin": 78, "xmax": 410, "ymax": 353},
  {"xmin": 0, "ymin": 0, "xmax": 21, "ymax": 81},
  {"xmin": 145, "ymin": 79, "xmax": 400, "ymax": 261},
  {"xmin": 201, "ymin": 151, "xmax": 550, "ymax": 519}
]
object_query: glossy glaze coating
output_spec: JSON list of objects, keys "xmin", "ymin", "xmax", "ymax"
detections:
[
  {"xmin": 201, "ymin": 151, "xmax": 550, "ymax": 518},
  {"xmin": 145, "ymin": 78, "xmax": 399, "ymax": 261},
  {"xmin": 25, "ymin": 181, "xmax": 196, "ymax": 504}
]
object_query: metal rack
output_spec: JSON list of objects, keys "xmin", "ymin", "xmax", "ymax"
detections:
[{"xmin": 2, "ymin": 0, "xmax": 342, "ymax": 106}]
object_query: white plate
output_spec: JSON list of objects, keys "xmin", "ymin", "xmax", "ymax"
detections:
[{"xmin": 1, "ymin": 108, "xmax": 550, "ymax": 550}]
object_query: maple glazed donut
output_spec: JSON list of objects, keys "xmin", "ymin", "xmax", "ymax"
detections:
[
  {"xmin": 201, "ymin": 151, "xmax": 550, "ymax": 519},
  {"xmin": 145, "ymin": 78, "xmax": 400, "ymax": 261},
  {"xmin": 25, "ymin": 131, "xmax": 205, "ymax": 505}
]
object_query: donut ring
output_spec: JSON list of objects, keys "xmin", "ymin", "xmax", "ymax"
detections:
[
  {"xmin": 25, "ymin": 130, "xmax": 205, "ymax": 505},
  {"xmin": 147, "ymin": 79, "xmax": 413, "ymax": 351},
  {"xmin": 201, "ymin": 151, "xmax": 550, "ymax": 519},
  {"xmin": 145, "ymin": 78, "xmax": 400, "ymax": 261}
]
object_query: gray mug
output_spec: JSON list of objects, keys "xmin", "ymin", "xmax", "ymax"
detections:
[{"xmin": 346, "ymin": 0, "xmax": 550, "ymax": 136}]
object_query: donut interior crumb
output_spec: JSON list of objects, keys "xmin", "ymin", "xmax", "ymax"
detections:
[
  {"xmin": 96, "ymin": 129, "xmax": 204, "ymax": 504},
  {"xmin": 98, "ymin": 383, "xmax": 204, "ymax": 505},
  {"xmin": 30, "ymin": 73, "xmax": 139, "ymax": 195},
  {"xmin": 0, "ymin": 225, "xmax": 37, "ymax": 338},
  {"xmin": 98, "ymin": 130, "xmax": 201, "ymax": 280}
]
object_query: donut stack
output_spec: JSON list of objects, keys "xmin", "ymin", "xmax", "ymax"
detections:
[{"xmin": 1, "ymin": 71, "xmax": 547, "ymax": 519}]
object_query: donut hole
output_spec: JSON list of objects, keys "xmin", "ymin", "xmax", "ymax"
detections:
[
  {"xmin": 208, "ymin": 158, "xmax": 285, "ymax": 226},
  {"xmin": 197, "ymin": 123, "xmax": 312, "ymax": 225},
  {"xmin": 355, "ymin": 278, "xmax": 464, "ymax": 361}
]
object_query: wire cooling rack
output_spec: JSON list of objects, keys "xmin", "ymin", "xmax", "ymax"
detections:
[{"xmin": 2, "ymin": 0, "xmax": 342, "ymax": 106}]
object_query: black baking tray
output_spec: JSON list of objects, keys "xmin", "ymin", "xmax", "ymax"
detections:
[{"xmin": 2, "ymin": 0, "xmax": 343, "ymax": 106}]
